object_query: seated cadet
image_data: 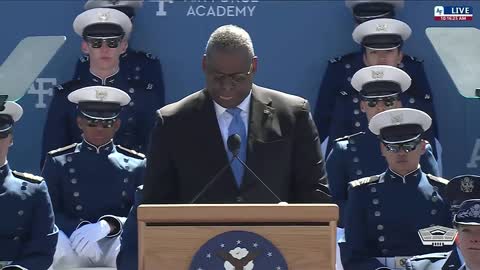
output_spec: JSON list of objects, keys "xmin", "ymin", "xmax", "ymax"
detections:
[
  {"xmin": 42, "ymin": 86, "xmax": 145, "ymax": 268},
  {"xmin": 327, "ymin": 65, "xmax": 439, "ymax": 228},
  {"xmin": 406, "ymin": 175, "xmax": 480, "ymax": 270},
  {"xmin": 342, "ymin": 108, "xmax": 451, "ymax": 270},
  {"xmin": 0, "ymin": 102, "xmax": 57, "ymax": 270},
  {"xmin": 314, "ymin": 14, "xmax": 440, "ymax": 163},
  {"xmin": 75, "ymin": 0, "xmax": 165, "ymax": 106},
  {"xmin": 406, "ymin": 199, "xmax": 480, "ymax": 270},
  {"xmin": 116, "ymin": 185, "xmax": 143, "ymax": 270},
  {"xmin": 41, "ymin": 7, "xmax": 162, "ymax": 168}
]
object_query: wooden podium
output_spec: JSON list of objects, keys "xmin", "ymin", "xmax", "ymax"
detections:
[{"xmin": 137, "ymin": 204, "xmax": 338, "ymax": 270}]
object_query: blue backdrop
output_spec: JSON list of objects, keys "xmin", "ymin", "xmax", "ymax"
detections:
[{"xmin": 0, "ymin": 0, "xmax": 478, "ymax": 178}]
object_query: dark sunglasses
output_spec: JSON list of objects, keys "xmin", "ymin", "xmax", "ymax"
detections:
[
  {"xmin": 383, "ymin": 138, "xmax": 421, "ymax": 153},
  {"xmin": 85, "ymin": 36, "xmax": 123, "ymax": 49},
  {"xmin": 0, "ymin": 130, "xmax": 11, "ymax": 139},
  {"xmin": 363, "ymin": 96, "xmax": 399, "ymax": 108},
  {"xmin": 85, "ymin": 118, "xmax": 117, "ymax": 128}
]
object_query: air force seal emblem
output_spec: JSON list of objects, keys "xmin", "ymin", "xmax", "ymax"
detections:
[{"xmin": 189, "ymin": 230, "xmax": 288, "ymax": 270}]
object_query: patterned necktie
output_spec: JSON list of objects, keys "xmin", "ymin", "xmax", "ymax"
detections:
[{"xmin": 226, "ymin": 107, "xmax": 247, "ymax": 187}]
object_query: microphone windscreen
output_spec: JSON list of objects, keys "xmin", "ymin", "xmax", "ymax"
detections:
[{"xmin": 227, "ymin": 134, "xmax": 242, "ymax": 153}]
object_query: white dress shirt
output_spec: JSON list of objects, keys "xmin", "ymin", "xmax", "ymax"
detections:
[{"xmin": 213, "ymin": 91, "xmax": 251, "ymax": 154}]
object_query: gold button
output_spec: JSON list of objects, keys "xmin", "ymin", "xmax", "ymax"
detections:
[
  {"xmin": 76, "ymin": 205, "xmax": 83, "ymax": 211},
  {"xmin": 73, "ymin": 192, "xmax": 80, "ymax": 197}
]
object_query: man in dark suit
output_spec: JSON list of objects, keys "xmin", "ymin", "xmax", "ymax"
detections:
[
  {"xmin": 117, "ymin": 25, "xmax": 332, "ymax": 269},
  {"xmin": 142, "ymin": 24, "xmax": 331, "ymax": 204}
]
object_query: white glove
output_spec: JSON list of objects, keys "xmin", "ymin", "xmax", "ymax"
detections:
[
  {"xmin": 70, "ymin": 220, "xmax": 111, "ymax": 261},
  {"xmin": 54, "ymin": 230, "xmax": 72, "ymax": 261}
]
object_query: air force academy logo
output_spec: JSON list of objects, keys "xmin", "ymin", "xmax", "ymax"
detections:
[{"xmin": 189, "ymin": 230, "xmax": 288, "ymax": 270}]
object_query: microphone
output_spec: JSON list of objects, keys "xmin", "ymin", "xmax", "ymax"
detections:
[
  {"xmin": 227, "ymin": 134, "xmax": 284, "ymax": 203},
  {"xmin": 190, "ymin": 134, "xmax": 285, "ymax": 204},
  {"xmin": 227, "ymin": 133, "xmax": 241, "ymax": 156}
]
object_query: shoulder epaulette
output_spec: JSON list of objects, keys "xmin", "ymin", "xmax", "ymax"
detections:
[
  {"xmin": 48, "ymin": 143, "xmax": 77, "ymax": 156},
  {"xmin": 408, "ymin": 252, "xmax": 449, "ymax": 262},
  {"xmin": 144, "ymin": 52, "xmax": 158, "ymax": 60},
  {"xmin": 349, "ymin": 175, "xmax": 380, "ymax": 189},
  {"xmin": 117, "ymin": 145, "xmax": 146, "ymax": 159},
  {"xmin": 334, "ymin": 131, "xmax": 365, "ymax": 142},
  {"xmin": 409, "ymin": 55, "xmax": 424, "ymax": 63},
  {"xmin": 427, "ymin": 174, "xmax": 449, "ymax": 186},
  {"xmin": 55, "ymin": 80, "xmax": 82, "ymax": 92},
  {"xmin": 12, "ymin": 170, "xmax": 44, "ymax": 183},
  {"xmin": 329, "ymin": 56, "xmax": 343, "ymax": 64}
]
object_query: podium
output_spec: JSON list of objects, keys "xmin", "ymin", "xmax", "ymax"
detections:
[{"xmin": 137, "ymin": 204, "xmax": 338, "ymax": 270}]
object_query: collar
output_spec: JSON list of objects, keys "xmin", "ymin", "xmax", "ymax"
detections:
[
  {"xmin": 87, "ymin": 68, "xmax": 120, "ymax": 86},
  {"xmin": 0, "ymin": 162, "xmax": 9, "ymax": 180},
  {"xmin": 386, "ymin": 166, "xmax": 422, "ymax": 184},
  {"xmin": 80, "ymin": 139, "xmax": 115, "ymax": 154},
  {"xmin": 213, "ymin": 90, "xmax": 252, "ymax": 118}
]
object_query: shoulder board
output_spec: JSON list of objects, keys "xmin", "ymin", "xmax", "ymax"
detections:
[
  {"xmin": 131, "ymin": 50, "xmax": 158, "ymax": 61},
  {"xmin": 55, "ymin": 80, "xmax": 82, "ymax": 92},
  {"xmin": 117, "ymin": 145, "xmax": 146, "ymax": 159},
  {"xmin": 329, "ymin": 56, "xmax": 342, "ymax": 63},
  {"xmin": 427, "ymin": 174, "xmax": 449, "ymax": 186},
  {"xmin": 144, "ymin": 52, "xmax": 158, "ymax": 60},
  {"xmin": 12, "ymin": 170, "xmax": 44, "ymax": 183},
  {"xmin": 409, "ymin": 252, "xmax": 449, "ymax": 262},
  {"xmin": 48, "ymin": 143, "xmax": 77, "ymax": 156},
  {"xmin": 409, "ymin": 55, "xmax": 424, "ymax": 63},
  {"xmin": 334, "ymin": 131, "xmax": 365, "ymax": 142},
  {"xmin": 79, "ymin": 55, "xmax": 89, "ymax": 63},
  {"xmin": 349, "ymin": 175, "xmax": 380, "ymax": 189}
]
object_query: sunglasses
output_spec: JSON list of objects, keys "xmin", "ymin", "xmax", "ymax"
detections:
[
  {"xmin": 383, "ymin": 138, "xmax": 421, "ymax": 153},
  {"xmin": 85, "ymin": 118, "xmax": 117, "ymax": 128},
  {"xmin": 363, "ymin": 96, "xmax": 399, "ymax": 108},
  {"xmin": 85, "ymin": 36, "xmax": 123, "ymax": 49},
  {"xmin": 0, "ymin": 130, "xmax": 11, "ymax": 139}
]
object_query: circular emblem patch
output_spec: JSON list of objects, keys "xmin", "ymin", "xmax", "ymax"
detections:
[{"xmin": 189, "ymin": 230, "xmax": 288, "ymax": 270}]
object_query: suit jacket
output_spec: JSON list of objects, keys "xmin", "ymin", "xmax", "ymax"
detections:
[
  {"xmin": 143, "ymin": 85, "xmax": 331, "ymax": 204},
  {"xmin": 406, "ymin": 248, "xmax": 462, "ymax": 270},
  {"xmin": 116, "ymin": 185, "xmax": 143, "ymax": 270}
]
